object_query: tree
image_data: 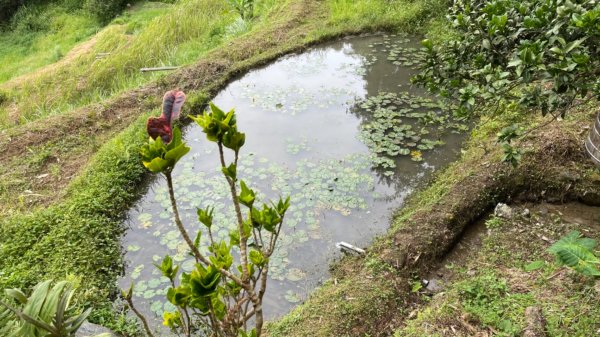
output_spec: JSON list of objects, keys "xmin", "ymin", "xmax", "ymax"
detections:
[{"xmin": 413, "ymin": 0, "xmax": 600, "ymax": 162}]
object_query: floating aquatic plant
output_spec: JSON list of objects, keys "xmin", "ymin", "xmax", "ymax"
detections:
[{"xmin": 356, "ymin": 90, "xmax": 465, "ymax": 171}]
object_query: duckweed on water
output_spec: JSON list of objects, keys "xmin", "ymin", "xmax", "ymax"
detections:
[{"xmin": 357, "ymin": 90, "xmax": 466, "ymax": 170}]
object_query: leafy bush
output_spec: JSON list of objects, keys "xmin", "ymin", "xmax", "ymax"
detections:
[
  {"xmin": 83, "ymin": 0, "xmax": 129, "ymax": 24},
  {"xmin": 414, "ymin": 0, "xmax": 600, "ymax": 162},
  {"xmin": 416, "ymin": 0, "xmax": 600, "ymax": 116},
  {"xmin": 0, "ymin": 0, "xmax": 25, "ymax": 24},
  {"xmin": 227, "ymin": 0, "xmax": 255, "ymax": 20}
]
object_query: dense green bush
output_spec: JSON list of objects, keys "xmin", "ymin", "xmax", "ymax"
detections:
[
  {"xmin": 415, "ymin": 0, "xmax": 600, "ymax": 117},
  {"xmin": 83, "ymin": 0, "xmax": 130, "ymax": 24},
  {"xmin": 1, "ymin": 0, "xmax": 132, "ymax": 27},
  {"xmin": 0, "ymin": 0, "xmax": 24, "ymax": 24},
  {"xmin": 413, "ymin": 0, "xmax": 600, "ymax": 165}
]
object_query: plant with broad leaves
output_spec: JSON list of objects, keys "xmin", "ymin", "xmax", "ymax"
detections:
[
  {"xmin": 227, "ymin": 0, "xmax": 255, "ymax": 20},
  {"xmin": 131, "ymin": 93, "xmax": 290, "ymax": 337},
  {"xmin": 413, "ymin": 0, "xmax": 600, "ymax": 164},
  {"xmin": 548, "ymin": 230, "xmax": 600, "ymax": 277},
  {"xmin": 0, "ymin": 280, "xmax": 107, "ymax": 337}
]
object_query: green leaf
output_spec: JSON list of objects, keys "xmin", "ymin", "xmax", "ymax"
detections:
[
  {"xmin": 249, "ymin": 250, "xmax": 268, "ymax": 267},
  {"xmin": 141, "ymin": 127, "xmax": 189, "ymax": 173},
  {"xmin": 238, "ymin": 180, "xmax": 256, "ymax": 208},
  {"xmin": 164, "ymin": 143, "xmax": 190, "ymax": 166},
  {"xmin": 4, "ymin": 289, "xmax": 27, "ymax": 304},
  {"xmin": 197, "ymin": 206, "xmax": 214, "ymax": 228},
  {"xmin": 223, "ymin": 128, "xmax": 246, "ymax": 153},
  {"xmin": 222, "ymin": 163, "xmax": 237, "ymax": 181},
  {"xmin": 524, "ymin": 260, "xmax": 545, "ymax": 271},
  {"xmin": 189, "ymin": 265, "xmax": 221, "ymax": 298},
  {"xmin": 548, "ymin": 231, "xmax": 600, "ymax": 276}
]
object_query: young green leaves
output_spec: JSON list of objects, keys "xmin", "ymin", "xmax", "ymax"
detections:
[
  {"xmin": 197, "ymin": 206, "xmax": 215, "ymax": 228},
  {"xmin": 239, "ymin": 180, "xmax": 256, "ymax": 208},
  {"xmin": 138, "ymin": 98, "xmax": 291, "ymax": 337},
  {"xmin": 190, "ymin": 103, "xmax": 245, "ymax": 149},
  {"xmin": 141, "ymin": 127, "xmax": 190, "ymax": 173},
  {"xmin": 155, "ymin": 255, "xmax": 179, "ymax": 281}
]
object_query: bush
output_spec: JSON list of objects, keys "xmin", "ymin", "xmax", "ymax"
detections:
[
  {"xmin": 413, "ymin": 0, "xmax": 600, "ymax": 165},
  {"xmin": 84, "ymin": 0, "xmax": 129, "ymax": 23},
  {"xmin": 0, "ymin": 0, "xmax": 24, "ymax": 24}
]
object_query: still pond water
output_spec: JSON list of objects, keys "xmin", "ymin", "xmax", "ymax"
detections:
[{"xmin": 119, "ymin": 34, "xmax": 467, "ymax": 324}]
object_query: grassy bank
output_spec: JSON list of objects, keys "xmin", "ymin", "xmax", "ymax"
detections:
[
  {"xmin": 0, "ymin": 0, "xmax": 450, "ymax": 331},
  {"xmin": 395, "ymin": 202, "xmax": 600, "ymax": 337}
]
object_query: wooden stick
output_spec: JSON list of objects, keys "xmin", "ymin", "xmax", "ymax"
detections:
[
  {"xmin": 140, "ymin": 66, "xmax": 180, "ymax": 72},
  {"xmin": 336, "ymin": 241, "xmax": 366, "ymax": 255}
]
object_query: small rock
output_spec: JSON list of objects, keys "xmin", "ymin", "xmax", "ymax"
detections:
[
  {"xmin": 494, "ymin": 203, "xmax": 513, "ymax": 219},
  {"xmin": 559, "ymin": 171, "xmax": 581, "ymax": 182},
  {"xmin": 76, "ymin": 321, "xmax": 117, "ymax": 337},
  {"xmin": 581, "ymin": 191, "xmax": 600, "ymax": 207},
  {"xmin": 522, "ymin": 208, "xmax": 531, "ymax": 218},
  {"xmin": 425, "ymin": 278, "xmax": 443, "ymax": 293}
]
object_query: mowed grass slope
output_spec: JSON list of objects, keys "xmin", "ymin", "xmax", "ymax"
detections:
[{"xmin": 0, "ymin": 0, "xmax": 450, "ymax": 330}]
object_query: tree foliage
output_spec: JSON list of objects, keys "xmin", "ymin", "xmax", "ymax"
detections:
[
  {"xmin": 0, "ymin": 0, "xmax": 131, "ymax": 26},
  {"xmin": 414, "ymin": 0, "xmax": 600, "ymax": 119}
]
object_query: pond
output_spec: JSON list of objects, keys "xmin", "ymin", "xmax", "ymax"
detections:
[{"xmin": 119, "ymin": 34, "xmax": 468, "ymax": 325}]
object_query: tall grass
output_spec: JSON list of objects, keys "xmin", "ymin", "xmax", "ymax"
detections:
[
  {"xmin": 327, "ymin": 0, "xmax": 447, "ymax": 32},
  {"xmin": 0, "ymin": 0, "xmax": 277, "ymax": 128},
  {"xmin": 0, "ymin": 5, "xmax": 99, "ymax": 83}
]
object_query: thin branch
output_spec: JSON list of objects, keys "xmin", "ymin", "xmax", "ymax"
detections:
[
  {"xmin": 217, "ymin": 143, "xmax": 252, "ymax": 288},
  {"xmin": 165, "ymin": 171, "xmax": 248, "ymax": 289},
  {"xmin": 125, "ymin": 296, "xmax": 156, "ymax": 337}
]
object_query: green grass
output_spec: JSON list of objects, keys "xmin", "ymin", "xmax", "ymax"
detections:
[
  {"xmin": 0, "ymin": 5, "xmax": 99, "ymax": 83},
  {"xmin": 0, "ymin": 111, "xmax": 152, "ymax": 332},
  {"xmin": 327, "ymin": 0, "xmax": 447, "ymax": 32},
  {"xmin": 0, "ymin": 0, "xmax": 280, "ymax": 128},
  {"xmin": 395, "ymin": 210, "xmax": 600, "ymax": 337}
]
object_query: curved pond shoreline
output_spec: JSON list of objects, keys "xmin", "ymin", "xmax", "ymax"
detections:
[{"xmin": 119, "ymin": 34, "xmax": 468, "ymax": 325}]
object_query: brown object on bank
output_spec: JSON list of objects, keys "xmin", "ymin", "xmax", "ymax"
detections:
[{"xmin": 523, "ymin": 306, "xmax": 546, "ymax": 337}]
